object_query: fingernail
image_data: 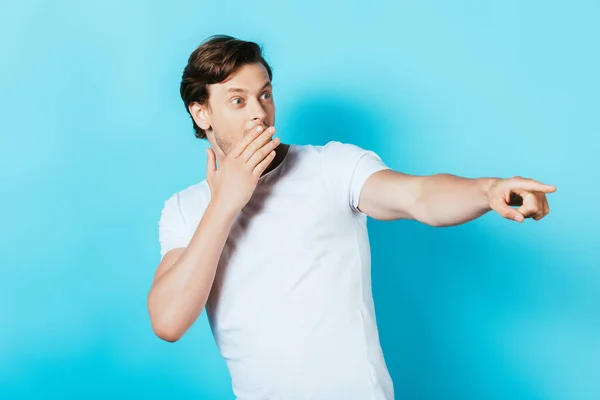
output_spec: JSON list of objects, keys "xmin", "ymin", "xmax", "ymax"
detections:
[
  {"xmin": 256, "ymin": 126, "xmax": 263, "ymax": 132},
  {"xmin": 514, "ymin": 214, "xmax": 524, "ymax": 222}
]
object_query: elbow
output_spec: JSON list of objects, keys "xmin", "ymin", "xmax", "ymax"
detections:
[
  {"xmin": 411, "ymin": 199, "xmax": 448, "ymax": 227},
  {"xmin": 147, "ymin": 296, "xmax": 186, "ymax": 343},
  {"xmin": 150, "ymin": 316, "xmax": 185, "ymax": 343},
  {"xmin": 153, "ymin": 325, "xmax": 183, "ymax": 343},
  {"xmin": 425, "ymin": 220, "xmax": 449, "ymax": 228},
  {"xmin": 410, "ymin": 198, "xmax": 433, "ymax": 225}
]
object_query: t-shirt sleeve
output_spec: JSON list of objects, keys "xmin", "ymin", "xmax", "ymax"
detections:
[
  {"xmin": 322, "ymin": 141, "xmax": 391, "ymax": 214},
  {"xmin": 158, "ymin": 193, "xmax": 189, "ymax": 260}
]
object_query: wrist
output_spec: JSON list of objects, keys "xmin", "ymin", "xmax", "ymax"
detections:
[
  {"xmin": 207, "ymin": 199, "xmax": 241, "ymax": 222},
  {"xmin": 482, "ymin": 177, "xmax": 501, "ymax": 208}
]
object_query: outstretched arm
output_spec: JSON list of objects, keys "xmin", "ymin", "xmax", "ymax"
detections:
[{"xmin": 358, "ymin": 170, "xmax": 556, "ymax": 226}]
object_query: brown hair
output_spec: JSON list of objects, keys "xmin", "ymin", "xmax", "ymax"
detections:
[{"xmin": 180, "ymin": 35, "xmax": 274, "ymax": 139}]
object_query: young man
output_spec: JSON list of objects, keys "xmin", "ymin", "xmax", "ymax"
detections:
[{"xmin": 147, "ymin": 35, "xmax": 556, "ymax": 399}]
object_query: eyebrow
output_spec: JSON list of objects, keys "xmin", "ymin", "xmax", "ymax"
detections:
[{"xmin": 226, "ymin": 81, "xmax": 272, "ymax": 94}]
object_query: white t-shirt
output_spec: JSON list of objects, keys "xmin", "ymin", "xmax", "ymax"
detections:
[{"xmin": 158, "ymin": 141, "xmax": 394, "ymax": 400}]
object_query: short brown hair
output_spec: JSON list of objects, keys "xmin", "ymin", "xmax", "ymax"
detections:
[{"xmin": 179, "ymin": 35, "xmax": 274, "ymax": 139}]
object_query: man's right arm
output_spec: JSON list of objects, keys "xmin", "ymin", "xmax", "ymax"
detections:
[
  {"xmin": 147, "ymin": 201, "xmax": 238, "ymax": 342},
  {"xmin": 147, "ymin": 123, "xmax": 280, "ymax": 342}
]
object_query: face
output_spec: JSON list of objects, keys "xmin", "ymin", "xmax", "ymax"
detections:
[{"xmin": 189, "ymin": 62, "xmax": 275, "ymax": 155}]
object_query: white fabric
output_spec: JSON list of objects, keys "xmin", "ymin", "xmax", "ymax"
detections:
[{"xmin": 158, "ymin": 141, "xmax": 394, "ymax": 399}]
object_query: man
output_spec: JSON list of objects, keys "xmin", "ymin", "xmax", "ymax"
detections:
[{"xmin": 147, "ymin": 35, "xmax": 555, "ymax": 399}]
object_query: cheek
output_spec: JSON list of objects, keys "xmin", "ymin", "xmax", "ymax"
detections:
[
  {"xmin": 217, "ymin": 114, "xmax": 247, "ymax": 137},
  {"xmin": 211, "ymin": 110, "xmax": 235, "ymax": 130},
  {"xmin": 265, "ymin": 105, "xmax": 276, "ymax": 124}
]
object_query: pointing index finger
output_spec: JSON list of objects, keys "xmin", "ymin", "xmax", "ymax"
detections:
[{"xmin": 511, "ymin": 178, "xmax": 557, "ymax": 193}]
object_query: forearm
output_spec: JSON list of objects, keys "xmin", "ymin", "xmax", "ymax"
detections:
[
  {"xmin": 413, "ymin": 174, "xmax": 499, "ymax": 227},
  {"xmin": 148, "ymin": 202, "xmax": 238, "ymax": 341}
]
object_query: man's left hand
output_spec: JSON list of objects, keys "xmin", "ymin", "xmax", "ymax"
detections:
[{"xmin": 488, "ymin": 176, "xmax": 557, "ymax": 223}]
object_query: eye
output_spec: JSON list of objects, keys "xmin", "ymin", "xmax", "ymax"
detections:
[
  {"xmin": 261, "ymin": 92, "xmax": 272, "ymax": 100},
  {"xmin": 232, "ymin": 98, "xmax": 244, "ymax": 105}
]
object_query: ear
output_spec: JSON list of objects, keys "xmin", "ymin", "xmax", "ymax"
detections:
[{"xmin": 188, "ymin": 102, "xmax": 211, "ymax": 130}]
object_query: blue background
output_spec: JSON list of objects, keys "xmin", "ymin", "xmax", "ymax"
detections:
[{"xmin": 1, "ymin": 0, "xmax": 598, "ymax": 399}]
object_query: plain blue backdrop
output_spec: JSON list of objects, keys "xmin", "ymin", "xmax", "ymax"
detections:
[{"xmin": 1, "ymin": 0, "xmax": 598, "ymax": 399}]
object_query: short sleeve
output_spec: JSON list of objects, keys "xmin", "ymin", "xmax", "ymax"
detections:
[
  {"xmin": 322, "ymin": 141, "xmax": 391, "ymax": 213},
  {"xmin": 158, "ymin": 193, "xmax": 189, "ymax": 260}
]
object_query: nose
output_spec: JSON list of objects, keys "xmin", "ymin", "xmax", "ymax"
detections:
[{"xmin": 250, "ymin": 99, "xmax": 267, "ymax": 126}]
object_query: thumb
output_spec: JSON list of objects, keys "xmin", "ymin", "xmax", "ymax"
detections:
[
  {"xmin": 495, "ymin": 199, "xmax": 525, "ymax": 223},
  {"xmin": 206, "ymin": 148, "xmax": 217, "ymax": 178}
]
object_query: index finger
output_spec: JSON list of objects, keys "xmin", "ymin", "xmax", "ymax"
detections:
[{"xmin": 511, "ymin": 178, "xmax": 557, "ymax": 193}]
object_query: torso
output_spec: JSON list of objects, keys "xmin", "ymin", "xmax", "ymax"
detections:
[{"xmin": 174, "ymin": 143, "xmax": 394, "ymax": 399}]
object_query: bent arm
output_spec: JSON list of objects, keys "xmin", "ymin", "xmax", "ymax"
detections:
[{"xmin": 147, "ymin": 202, "xmax": 238, "ymax": 342}]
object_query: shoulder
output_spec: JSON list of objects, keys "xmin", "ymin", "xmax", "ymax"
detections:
[
  {"xmin": 162, "ymin": 180, "xmax": 211, "ymax": 216},
  {"xmin": 293, "ymin": 141, "xmax": 366, "ymax": 162},
  {"xmin": 321, "ymin": 141, "xmax": 371, "ymax": 160},
  {"xmin": 317, "ymin": 141, "xmax": 380, "ymax": 171},
  {"xmin": 177, "ymin": 179, "xmax": 211, "ymax": 203},
  {"xmin": 322, "ymin": 140, "xmax": 361, "ymax": 152},
  {"xmin": 284, "ymin": 141, "xmax": 358, "ymax": 172}
]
